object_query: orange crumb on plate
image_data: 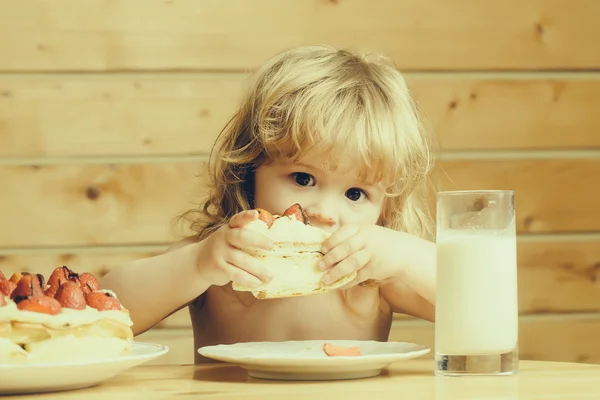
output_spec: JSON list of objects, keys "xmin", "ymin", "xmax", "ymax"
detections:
[{"xmin": 323, "ymin": 343, "xmax": 362, "ymax": 357}]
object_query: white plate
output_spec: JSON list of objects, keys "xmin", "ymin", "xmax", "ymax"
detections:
[
  {"xmin": 198, "ymin": 340, "xmax": 430, "ymax": 381},
  {"xmin": 0, "ymin": 341, "xmax": 169, "ymax": 395}
]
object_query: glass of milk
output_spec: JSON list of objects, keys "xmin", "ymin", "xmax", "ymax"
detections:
[{"xmin": 434, "ymin": 190, "xmax": 518, "ymax": 376}]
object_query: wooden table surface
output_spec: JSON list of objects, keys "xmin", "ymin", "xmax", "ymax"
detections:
[{"xmin": 6, "ymin": 359, "xmax": 600, "ymax": 399}]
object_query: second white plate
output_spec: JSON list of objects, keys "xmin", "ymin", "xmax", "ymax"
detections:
[{"xmin": 198, "ymin": 340, "xmax": 430, "ymax": 380}]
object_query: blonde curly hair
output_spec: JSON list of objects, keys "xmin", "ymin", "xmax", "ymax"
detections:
[{"xmin": 181, "ymin": 45, "xmax": 436, "ymax": 241}]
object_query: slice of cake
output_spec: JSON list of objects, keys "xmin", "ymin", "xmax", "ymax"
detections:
[
  {"xmin": 232, "ymin": 204, "xmax": 357, "ymax": 299},
  {"xmin": 0, "ymin": 266, "xmax": 133, "ymax": 364}
]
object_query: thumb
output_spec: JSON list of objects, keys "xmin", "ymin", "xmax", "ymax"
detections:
[{"xmin": 228, "ymin": 210, "xmax": 258, "ymax": 228}]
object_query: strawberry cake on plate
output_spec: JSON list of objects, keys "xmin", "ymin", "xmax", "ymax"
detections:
[{"xmin": 0, "ymin": 266, "xmax": 134, "ymax": 364}]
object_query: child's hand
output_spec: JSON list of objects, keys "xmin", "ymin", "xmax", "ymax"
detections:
[
  {"xmin": 318, "ymin": 225, "xmax": 406, "ymax": 288},
  {"xmin": 197, "ymin": 210, "xmax": 274, "ymax": 288}
]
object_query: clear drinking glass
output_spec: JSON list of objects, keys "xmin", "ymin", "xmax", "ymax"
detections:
[{"xmin": 434, "ymin": 190, "xmax": 519, "ymax": 376}]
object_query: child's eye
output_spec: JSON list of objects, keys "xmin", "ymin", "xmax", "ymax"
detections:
[
  {"xmin": 346, "ymin": 188, "xmax": 367, "ymax": 202},
  {"xmin": 292, "ymin": 172, "xmax": 315, "ymax": 187}
]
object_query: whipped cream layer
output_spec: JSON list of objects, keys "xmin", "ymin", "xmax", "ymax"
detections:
[
  {"xmin": 0, "ymin": 335, "xmax": 132, "ymax": 364},
  {"xmin": 0, "ymin": 338, "xmax": 27, "ymax": 364},
  {"xmin": 244, "ymin": 215, "xmax": 330, "ymax": 244},
  {"xmin": 24, "ymin": 335, "xmax": 131, "ymax": 363}
]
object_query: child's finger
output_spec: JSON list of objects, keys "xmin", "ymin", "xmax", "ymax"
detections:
[
  {"xmin": 321, "ymin": 249, "xmax": 370, "ymax": 286},
  {"xmin": 226, "ymin": 227, "xmax": 274, "ymax": 250},
  {"xmin": 229, "ymin": 210, "xmax": 258, "ymax": 228},
  {"xmin": 223, "ymin": 262, "xmax": 263, "ymax": 288},
  {"xmin": 226, "ymin": 249, "xmax": 274, "ymax": 283},
  {"xmin": 319, "ymin": 230, "xmax": 365, "ymax": 270},
  {"xmin": 320, "ymin": 225, "xmax": 359, "ymax": 253},
  {"xmin": 337, "ymin": 271, "xmax": 365, "ymax": 291}
]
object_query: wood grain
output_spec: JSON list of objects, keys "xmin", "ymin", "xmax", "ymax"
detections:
[
  {"xmin": 0, "ymin": 163, "xmax": 204, "ymax": 247},
  {"xmin": 388, "ymin": 315, "xmax": 600, "ymax": 364},
  {"xmin": 136, "ymin": 314, "xmax": 600, "ymax": 366},
  {"xmin": 0, "ymin": 76, "xmax": 243, "ymax": 157},
  {"xmin": 516, "ymin": 238, "xmax": 600, "ymax": 315},
  {"xmin": 0, "ymin": 248, "xmax": 163, "ymax": 279},
  {"xmin": 437, "ymin": 158, "xmax": 600, "ymax": 233},
  {"xmin": 2, "ymin": 76, "xmax": 600, "ymax": 157},
  {"xmin": 0, "ymin": 0, "xmax": 599, "ymax": 71},
  {"xmin": 38, "ymin": 361, "xmax": 600, "ymax": 400},
  {"xmin": 0, "ymin": 0, "xmax": 596, "ymax": 379},
  {"xmin": 411, "ymin": 77, "xmax": 600, "ymax": 151},
  {"xmin": 0, "ymin": 236, "xmax": 597, "ymax": 327},
  {"xmin": 0, "ymin": 158, "xmax": 597, "ymax": 248}
]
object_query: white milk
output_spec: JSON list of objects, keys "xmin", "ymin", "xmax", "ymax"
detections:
[{"xmin": 435, "ymin": 230, "xmax": 518, "ymax": 355}]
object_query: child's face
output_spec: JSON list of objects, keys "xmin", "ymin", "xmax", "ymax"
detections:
[{"xmin": 253, "ymin": 150, "xmax": 386, "ymax": 233}]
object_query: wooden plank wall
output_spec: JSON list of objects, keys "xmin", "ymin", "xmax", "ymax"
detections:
[{"xmin": 1, "ymin": 0, "xmax": 599, "ymax": 365}]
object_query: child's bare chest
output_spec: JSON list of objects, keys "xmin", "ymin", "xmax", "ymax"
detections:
[{"xmin": 191, "ymin": 285, "xmax": 393, "ymax": 363}]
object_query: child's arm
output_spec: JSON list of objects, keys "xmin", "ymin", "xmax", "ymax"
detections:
[
  {"xmin": 379, "ymin": 234, "xmax": 436, "ymax": 321},
  {"xmin": 100, "ymin": 210, "xmax": 274, "ymax": 336},
  {"xmin": 100, "ymin": 239, "xmax": 209, "ymax": 336},
  {"xmin": 320, "ymin": 226, "xmax": 436, "ymax": 321}
]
